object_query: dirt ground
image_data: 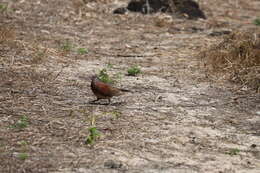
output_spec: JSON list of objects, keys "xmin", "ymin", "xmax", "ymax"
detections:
[{"xmin": 0, "ymin": 0, "xmax": 260, "ymax": 172}]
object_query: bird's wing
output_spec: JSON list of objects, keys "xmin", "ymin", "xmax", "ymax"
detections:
[{"xmin": 94, "ymin": 81, "xmax": 114, "ymax": 97}]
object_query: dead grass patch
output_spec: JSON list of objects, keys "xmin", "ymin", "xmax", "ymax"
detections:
[
  {"xmin": 0, "ymin": 26, "xmax": 15, "ymax": 43},
  {"xmin": 200, "ymin": 30, "xmax": 260, "ymax": 92}
]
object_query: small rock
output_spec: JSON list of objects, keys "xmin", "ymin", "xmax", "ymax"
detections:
[
  {"xmin": 250, "ymin": 144, "xmax": 257, "ymax": 148},
  {"xmin": 104, "ymin": 160, "xmax": 123, "ymax": 169}
]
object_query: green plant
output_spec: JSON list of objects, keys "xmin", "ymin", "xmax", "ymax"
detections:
[
  {"xmin": 17, "ymin": 153, "xmax": 29, "ymax": 160},
  {"xmin": 98, "ymin": 69, "xmax": 113, "ymax": 83},
  {"xmin": 10, "ymin": 115, "xmax": 29, "ymax": 129},
  {"xmin": 86, "ymin": 127, "xmax": 101, "ymax": 145},
  {"xmin": 253, "ymin": 18, "xmax": 260, "ymax": 26},
  {"xmin": 61, "ymin": 40, "xmax": 73, "ymax": 51},
  {"xmin": 0, "ymin": 4, "xmax": 7, "ymax": 12},
  {"xmin": 127, "ymin": 65, "xmax": 141, "ymax": 76},
  {"xmin": 17, "ymin": 115, "xmax": 29, "ymax": 128},
  {"xmin": 106, "ymin": 63, "xmax": 114, "ymax": 69},
  {"xmin": 77, "ymin": 48, "xmax": 88, "ymax": 54},
  {"xmin": 17, "ymin": 140, "xmax": 28, "ymax": 146},
  {"xmin": 226, "ymin": 148, "xmax": 240, "ymax": 156}
]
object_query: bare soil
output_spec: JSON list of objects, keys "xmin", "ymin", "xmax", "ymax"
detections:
[{"xmin": 0, "ymin": 0, "xmax": 260, "ymax": 173}]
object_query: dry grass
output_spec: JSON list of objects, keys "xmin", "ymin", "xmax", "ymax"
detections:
[
  {"xmin": 0, "ymin": 26, "xmax": 15, "ymax": 44},
  {"xmin": 200, "ymin": 30, "xmax": 260, "ymax": 92},
  {"xmin": 1, "ymin": 0, "xmax": 260, "ymax": 172}
]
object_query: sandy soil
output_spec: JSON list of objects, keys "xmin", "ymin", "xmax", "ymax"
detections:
[{"xmin": 0, "ymin": 0, "xmax": 259, "ymax": 172}]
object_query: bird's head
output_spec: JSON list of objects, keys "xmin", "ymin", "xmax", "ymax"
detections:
[{"xmin": 91, "ymin": 74, "xmax": 98, "ymax": 81}]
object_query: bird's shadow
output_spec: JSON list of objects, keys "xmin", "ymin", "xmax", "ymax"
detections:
[{"xmin": 88, "ymin": 100, "xmax": 125, "ymax": 106}]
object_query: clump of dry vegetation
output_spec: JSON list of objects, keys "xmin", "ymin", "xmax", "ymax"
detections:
[
  {"xmin": 200, "ymin": 30, "xmax": 260, "ymax": 92},
  {"xmin": 0, "ymin": 26, "xmax": 15, "ymax": 43}
]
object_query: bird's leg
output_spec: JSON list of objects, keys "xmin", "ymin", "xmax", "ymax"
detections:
[{"xmin": 107, "ymin": 98, "xmax": 111, "ymax": 105}]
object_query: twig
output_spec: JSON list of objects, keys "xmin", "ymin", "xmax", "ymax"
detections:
[{"xmin": 93, "ymin": 51, "xmax": 157, "ymax": 58}]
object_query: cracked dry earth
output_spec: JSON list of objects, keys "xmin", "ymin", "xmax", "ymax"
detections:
[{"xmin": 0, "ymin": 0, "xmax": 260, "ymax": 173}]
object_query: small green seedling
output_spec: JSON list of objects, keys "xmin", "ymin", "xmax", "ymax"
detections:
[
  {"xmin": 17, "ymin": 153, "xmax": 29, "ymax": 160},
  {"xmin": 106, "ymin": 63, "xmax": 114, "ymax": 69},
  {"xmin": 17, "ymin": 140, "xmax": 29, "ymax": 152},
  {"xmin": 98, "ymin": 69, "xmax": 113, "ymax": 83},
  {"xmin": 17, "ymin": 140, "xmax": 28, "ymax": 146},
  {"xmin": 10, "ymin": 115, "xmax": 29, "ymax": 129},
  {"xmin": 61, "ymin": 41, "xmax": 73, "ymax": 51},
  {"xmin": 253, "ymin": 18, "xmax": 260, "ymax": 26},
  {"xmin": 0, "ymin": 4, "xmax": 7, "ymax": 12},
  {"xmin": 110, "ymin": 111, "xmax": 121, "ymax": 119},
  {"xmin": 226, "ymin": 148, "xmax": 240, "ymax": 156},
  {"xmin": 127, "ymin": 65, "xmax": 141, "ymax": 76},
  {"xmin": 77, "ymin": 48, "xmax": 88, "ymax": 54},
  {"xmin": 86, "ymin": 127, "xmax": 101, "ymax": 145}
]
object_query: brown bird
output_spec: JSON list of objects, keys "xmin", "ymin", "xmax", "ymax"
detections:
[{"xmin": 90, "ymin": 75, "xmax": 130, "ymax": 104}]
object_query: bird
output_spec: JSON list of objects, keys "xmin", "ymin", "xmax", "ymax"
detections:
[{"xmin": 90, "ymin": 75, "xmax": 130, "ymax": 104}]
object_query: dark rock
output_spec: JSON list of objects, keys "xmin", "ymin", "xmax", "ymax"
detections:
[
  {"xmin": 127, "ymin": 0, "xmax": 144, "ymax": 12},
  {"xmin": 171, "ymin": 0, "xmax": 206, "ymax": 19},
  {"xmin": 113, "ymin": 7, "xmax": 127, "ymax": 14},
  {"xmin": 113, "ymin": 0, "xmax": 206, "ymax": 20},
  {"xmin": 127, "ymin": 0, "xmax": 170, "ymax": 14}
]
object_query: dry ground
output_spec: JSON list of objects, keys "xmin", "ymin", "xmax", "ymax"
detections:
[{"xmin": 0, "ymin": 0, "xmax": 260, "ymax": 172}]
